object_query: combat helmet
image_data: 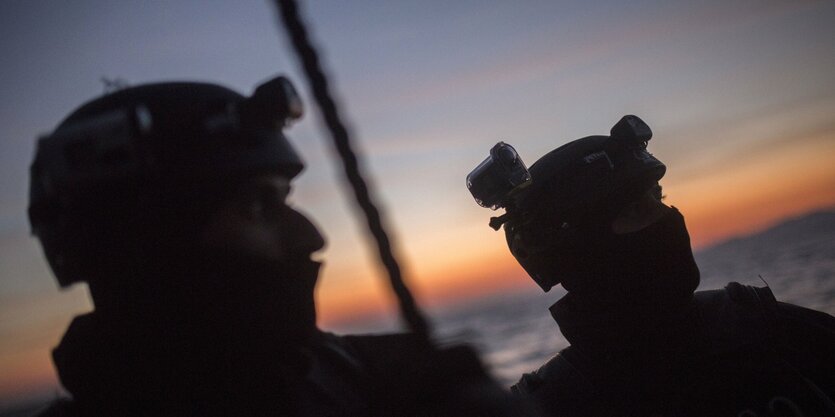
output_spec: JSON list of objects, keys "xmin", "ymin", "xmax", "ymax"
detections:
[
  {"xmin": 28, "ymin": 76, "xmax": 305, "ymax": 287},
  {"xmin": 466, "ymin": 115, "xmax": 666, "ymax": 291}
]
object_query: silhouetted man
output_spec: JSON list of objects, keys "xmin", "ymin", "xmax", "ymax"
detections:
[
  {"xmin": 29, "ymin": 76, "xmax": 530, "ymax": 417},
  {"xmin": 466, "ymin": 115, "xmax": 835, "ymax": 416}
]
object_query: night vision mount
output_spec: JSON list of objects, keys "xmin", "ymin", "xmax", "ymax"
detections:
[{"xmin": 610, "ymin": 114, "xmax": 652, "ymax": 147}]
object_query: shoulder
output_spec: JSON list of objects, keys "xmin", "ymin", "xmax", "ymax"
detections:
[
  {"xmin": 694, "ymin": 282, "xmax": 835, "ymax": 350},
  {"xmin": 694, "ymin": 281, "xmax": 778, "ymax": 313},
  {"xmin": 692, "ymin": 282, "xmax": 782, "ymax": 353},
  {"xmin": 774, "ymin": 300, "xmax": 835, "ymax": 330}
]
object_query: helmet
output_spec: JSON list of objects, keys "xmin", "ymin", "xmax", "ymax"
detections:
[
  {"xmin": 29, "ymin": 76, "xmax": 306, "ymax": 287},
  {"xmin": 467, "ymin": 115, "xmax": 666, "ymax": 291}
]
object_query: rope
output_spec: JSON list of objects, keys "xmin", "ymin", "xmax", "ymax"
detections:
[{"xmin": 275, "ymin": 0, "xmax": 432, "ymax": 343}]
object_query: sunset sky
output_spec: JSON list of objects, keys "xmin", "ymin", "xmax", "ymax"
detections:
[{"xmin": 1, "ymin": 0, "xmax": 834, "ymax": 408}]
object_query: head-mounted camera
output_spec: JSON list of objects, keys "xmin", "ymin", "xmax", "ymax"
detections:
[{"xmin": 466, "ymin": 142, "xmax": 531, "ymax": 211}]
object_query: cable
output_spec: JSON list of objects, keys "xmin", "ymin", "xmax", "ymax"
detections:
[{"xmin": 274, "ymin": 0, "xmax": 432, "ymax": 344}]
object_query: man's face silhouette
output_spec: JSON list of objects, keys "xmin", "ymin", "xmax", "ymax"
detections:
[{"xmin": 197, "ymin": 173, "xmax": 326, "ymax": 343}]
